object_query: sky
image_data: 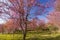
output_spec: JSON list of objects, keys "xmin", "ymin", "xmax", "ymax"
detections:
[
  {"xmin": 30, "ymin": 0, "xmax": 55, "ymax": 23},
  {"xmin": 39, "ymin": 0, "xmax": 55, "ymax": 23},
  {"xmin": 0, "ymin": 18, "xmax": 6, "ymax": 24},
  {"xmin": 0, "ymin": 0, "xmax": 10, "ymax": 24},
  {"xmin": 0, "ymin": 0, "xmax": 56, "ymax": 24}
]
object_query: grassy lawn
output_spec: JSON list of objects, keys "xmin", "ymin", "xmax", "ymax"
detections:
[{"xmin": 0, "ymin": 31, "xmax": 60, "ymax": 40}]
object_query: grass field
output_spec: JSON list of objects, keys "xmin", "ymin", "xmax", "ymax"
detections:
[{"xmin": 0, "ymin": 31, "xmax": 60, "ymax": 40}]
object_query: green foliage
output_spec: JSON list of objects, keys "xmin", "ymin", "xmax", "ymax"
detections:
[
  {"xmin": 35, "ymin": 26, "xmax": 49, "ymax": 32},
  {"xmin": 48, "ymin": 25, "xmax": 58, "ymax": 32},
  {"xmin": 13, "ymin": 29, "xmax": 22, "ymax": 34},
  {"xmin": 35, "ymin": 24, "xmax": 59, "ymax": 33}
]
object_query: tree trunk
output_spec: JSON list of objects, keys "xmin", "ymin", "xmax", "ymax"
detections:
[
  {"xmin": 23, "ymin": 24, "xmax": 27, "ymax": 40},
  {"xmin": 23, "ymin": 31, "xmax": 27, "ymax": 40},
  {"xmin": 23, "ymin": 22, "xmax": 27, "ymax": 40}
]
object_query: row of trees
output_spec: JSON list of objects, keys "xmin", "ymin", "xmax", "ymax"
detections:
[{"xmin": 0, "ymin": 18, "xmax": 58, "ymax": 33}]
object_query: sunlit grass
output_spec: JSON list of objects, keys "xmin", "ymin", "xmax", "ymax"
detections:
[
  {"xmin": 0, "ymin": 31, "xmax": 60, "ymax": 40},
  {"xmin": 0, "ymin": 34, "xmax": 22, "ymax": 40}
]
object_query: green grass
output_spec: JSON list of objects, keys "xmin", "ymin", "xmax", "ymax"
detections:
[{"xmin": 0, "ymin": 31, "xmax": 60, "ymax": 40}]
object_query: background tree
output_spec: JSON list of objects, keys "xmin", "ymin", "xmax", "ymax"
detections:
[{"xmin": 47, "ymin": 0, "xmax": 60, "ymax": 31}]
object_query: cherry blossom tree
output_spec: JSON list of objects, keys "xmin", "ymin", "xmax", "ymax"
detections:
[
  {"xmin": 0, "ymin": 0, "xmax": 55, "ymax": 40},
  {"xmin": 47, "ymin": 0, "xmax": 60, "ymax": 30},
  {"xmin": 7, "ymin": 0, "xmax": 55, "ymax": 40}
]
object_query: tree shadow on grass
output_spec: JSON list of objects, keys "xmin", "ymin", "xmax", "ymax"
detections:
[
  {"xmin": 26, "ymin": 36, "xmax": 60, "ymax": 40},
  {"xmin": 26, "ymin": 37, "xmax": 41, "ymax": 40}
]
